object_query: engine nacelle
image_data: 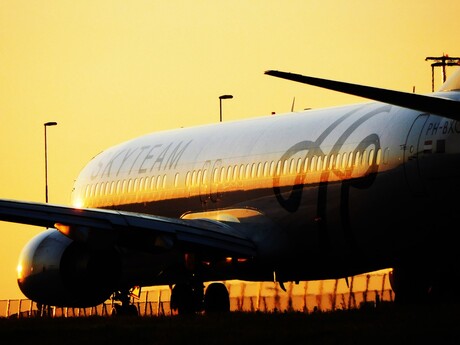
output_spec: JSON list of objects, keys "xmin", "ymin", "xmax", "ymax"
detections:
[{"xmin": 17, "ymin": 229, "xmax": 121, "ymax": 307}]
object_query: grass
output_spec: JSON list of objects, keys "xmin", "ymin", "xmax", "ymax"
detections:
[{"xmin": 1, "ymin": 302, "xmax": 459, "ymax": 345}]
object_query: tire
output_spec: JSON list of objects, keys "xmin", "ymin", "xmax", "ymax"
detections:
[{"xmin": 204, "ymin": 282, "xmax": 230, "ymax": 313}]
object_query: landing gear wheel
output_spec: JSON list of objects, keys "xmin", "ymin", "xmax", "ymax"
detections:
[
  {"xmin": 204, "ymin": 282, "xmax": 230, "ymax": 313},
  {"xmin": 170, "ymin": 282, "xmax": 204, "ymax": 315}
]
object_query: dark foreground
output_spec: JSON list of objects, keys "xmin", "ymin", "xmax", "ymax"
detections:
[{"xmin": 1, "ymin": 302, "xmax": 459, "ymax": 345}]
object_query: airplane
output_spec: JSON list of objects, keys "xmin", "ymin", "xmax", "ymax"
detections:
[{"xmin": 2, "ymin": 66, "xmax": 460, "ymax": 315}]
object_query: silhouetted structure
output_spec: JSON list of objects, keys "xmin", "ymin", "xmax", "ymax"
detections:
[{"xmin": 426, "ymin": 54, "xmax": 460, "ymax": 91}]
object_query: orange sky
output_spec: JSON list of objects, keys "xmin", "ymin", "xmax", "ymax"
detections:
[{"xmin": 0, "ymin": 0, "xmax": 459, "ymax": 300}]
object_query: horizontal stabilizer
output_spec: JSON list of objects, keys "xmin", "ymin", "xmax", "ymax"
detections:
[{"xmin": 265, "ymin": 70, "xmax": 460, "ymax": 120}]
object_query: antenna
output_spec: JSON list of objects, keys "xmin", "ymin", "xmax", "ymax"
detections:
[{"xmin": 291, "ymin": 97, "xmax": 295, "ymax": 112}]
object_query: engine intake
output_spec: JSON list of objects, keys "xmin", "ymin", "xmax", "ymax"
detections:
[{"xmin": 17, "ymin": 229, "xmax": 121, "ymax": 307}]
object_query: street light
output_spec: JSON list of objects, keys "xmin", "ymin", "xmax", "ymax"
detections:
[
  {"xmin": 44, "ymin": 121, "xmax": 57, "ymax": 203},
  {"xmin": 219, "ymin": 94, "xmax": 233, "ymax": 122}
]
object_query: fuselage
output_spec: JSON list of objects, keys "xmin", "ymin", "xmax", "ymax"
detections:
[{"xmin": 70, "ymin": 91, "xmax": 460, "ymax": 281}]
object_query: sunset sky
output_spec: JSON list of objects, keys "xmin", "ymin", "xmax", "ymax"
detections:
[{"xmin": 1, "ymin": 0, "xmax": 459, "ymax": 299}]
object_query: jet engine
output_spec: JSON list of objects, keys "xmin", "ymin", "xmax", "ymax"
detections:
[{"xmin": 17, "ymin": 229, "xmax": 121, "ymax": 307}]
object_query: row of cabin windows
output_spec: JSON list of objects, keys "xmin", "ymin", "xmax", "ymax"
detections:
[
  {"xmin": 85, "ymin": 148, "xmax": 388, "ymax": 198},
  {"xmin": 84, "ymin": 173, "xmax": 178, "ymax": 199},
  {"xmin": 184, "ymin": 147, "xmax": 386, "ymax": 187}
]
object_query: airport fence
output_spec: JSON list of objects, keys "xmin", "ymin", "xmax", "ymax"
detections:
[{"xmin": 0, "ymin": 270, "xmax": 393, "ymax": 318}]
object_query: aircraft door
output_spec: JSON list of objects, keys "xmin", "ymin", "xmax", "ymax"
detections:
[{"xmin": 404, "ymin": 114, "xmax": 429, "ymax": 196}]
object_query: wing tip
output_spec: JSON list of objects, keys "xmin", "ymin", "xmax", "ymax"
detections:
[{"xmin": 264, "ymin": 69, "xmax": 278, "ymax": 75}]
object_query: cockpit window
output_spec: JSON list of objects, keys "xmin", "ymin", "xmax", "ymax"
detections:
[{"xmin": 439, "ymin": 68, "xmax": 460, "ymax": 92}]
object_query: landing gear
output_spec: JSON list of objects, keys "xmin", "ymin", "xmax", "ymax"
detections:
[
  {"xmin": 170, "ymin": 282, "xmax": 230, "ymax": 315},
  {"xmin": 170, "ymin": 282, "xmax": 204, "ymax": 315},
  {"xmin": 390, "ymin": 260, "xmax": 460, "ymax": 305},
  {"xmin": 389, "ymin": 266, "xmax": 432, "ymax": 304},
  {"xmin": 111, "ymin": 289, "xmax": 138, "ymax": 316},
  {"xmin": 204, "ymin": 282, "xmax": 230, "ymax": 313}
]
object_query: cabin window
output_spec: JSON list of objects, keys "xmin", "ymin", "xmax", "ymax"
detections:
[
  {"xmin": 220, "ymin": 167, "xmax": 226, "ymax": 183},
  {"xmin": 139, "ymin": 177, "xmax": 144, "ymax": 191},
  {"xmin": 269, "ymin": 161, "xmax": 275, "ymax": 176},
  {"xmin": 163, "ymin": 175, "xmax": 167, "ymax": 188},
  {"xmin": 144, "ymin": 177, "xmax": 150, "ymax": 190},
  {"xmin": 361, "ymin": 150, "xmax": 367, "ymax": 166},
  {"xmin": 368, "ymin": 149, "xmax": 375, "ymax": 165},
  {"xmin": 383, "ymin": 148, "xmax": 389, "ymax": 164},
  {"xmin": 317, "ymin": 156, "xmax": 323, "ymax": 171},
  {"xmin": 246, "ymin": 163, "xmax": 251, "ymax": 179},
  {"xmin": 376, "ymin": 148, "xmax": 382, "ymax": 165},
  {"xmin": 150, "ymin": 176, "xmax": 156, "ymax": 190},
  {"xmin": 348, "ymin": 152, "xmax": 353, "ymax": 168},
  {"xmin": 197, "ymin": 170, "xmax": 202, "ymax": 185},
  {"xmin": 282, "ymin": 160, "xmax": 288, "ymax": 175},
  {"xmin": 185, "ymin": 172, "xmax": 191, "ymax": 187},
  {"xmin": 239, "ymin": 164, "xmax": 245, "ymax": 179},
  {"xmin": 226, "ymin": 166, "xmax": 232, "ymax": 181},
  {"xmin": 276, "ymin": 161, "xmax": 281, "ymax": 176},
  {"xmin": 156, "ymin": 175, "xmax": 162, "ymax": 189},
  {"xmin": 250, "ymin": 163, "xmax": 256, "ymax": 178},
  {"xmin": 202, "ymin": 169, "xmax": 208, "ymax": 184},
  {"xmin": 233, "ymin": 165, "xmax": 239, "ymax": 180},
  {"xmin": 296, "ymin": 158, "xmax": 301, "ymax": 173},
  {"xmin": 211, "ymin": 169, "xmax": 217, "ymax": 183},
  {"xmin": 303, "ymin": 157, "xmax": 309, "ymax": 172},
  {"xmin": 310, "ymin": 156, "xmax": 317, "ymax": 172},
  {"xmin": 328, "ymin": 155, "xmax": 334, "ymax": 170},
  {"xmin": 287, "ymin": 159, "xmax": 294, "ymax": 174},
  {"xmin": 341, "ymin": 153, "xmax": 347, "ymax": 169},
  {"xmin": 263, "ymin": 162, "xmax": 269, "ymax": 177},
  {"xmin": 354, "ymin": 152, "xmax": 361, "ymax": 167},
  {"xmin": 174, "ymin": 173, "xmax": 179, "ymax": 187},
  {"xmin": 191, "ymin": 171, "xmax": 197, "ymax": 186},
  {"xmin": 257, "ymin": 162, "xmax": 262, "ymax": 177}
]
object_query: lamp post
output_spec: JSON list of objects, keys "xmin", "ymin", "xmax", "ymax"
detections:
[
  {"xmin": 219, "ymin": 94, "xmax": 233, "ymax": 122},
  {"xmin": 44, "ymin": 121, "xmax": 57, "ymax": 203}
]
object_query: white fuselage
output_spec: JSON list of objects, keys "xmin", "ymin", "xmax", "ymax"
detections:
[{"xmin": 70, "ymin": 94, "xmax": 460, "ymax": 280}]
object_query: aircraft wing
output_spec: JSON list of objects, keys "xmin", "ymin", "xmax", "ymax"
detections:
[
  {"xmin": 265, "ymin": 70, "xmax": 460, "ymax": 120},
  {"xmin": 0, "ymin": 199, "xmax": 256, "ymax": 258}
]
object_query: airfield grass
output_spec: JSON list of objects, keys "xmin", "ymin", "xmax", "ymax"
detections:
[{"xmin": 1, "ymin": 302, "xmax": 459, "ymax": 345}]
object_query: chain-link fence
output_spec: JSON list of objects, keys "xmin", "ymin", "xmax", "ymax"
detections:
[{"xmin": 0, "ymin": 271, "xmax": 393, "ymax": 318}]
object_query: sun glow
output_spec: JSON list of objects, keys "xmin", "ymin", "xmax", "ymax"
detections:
[{"xmin": 16, "ymin": 264, "xmax": 23, "ymax": 280}]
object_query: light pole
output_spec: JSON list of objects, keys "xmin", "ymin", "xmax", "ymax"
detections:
[
  {"xmin": 219, "ymin": 94, "xmax": 233, "ymax": 122},
  {"xmin": 44, "ymin": 121, "xmax": 57, "ymax": 203}
]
